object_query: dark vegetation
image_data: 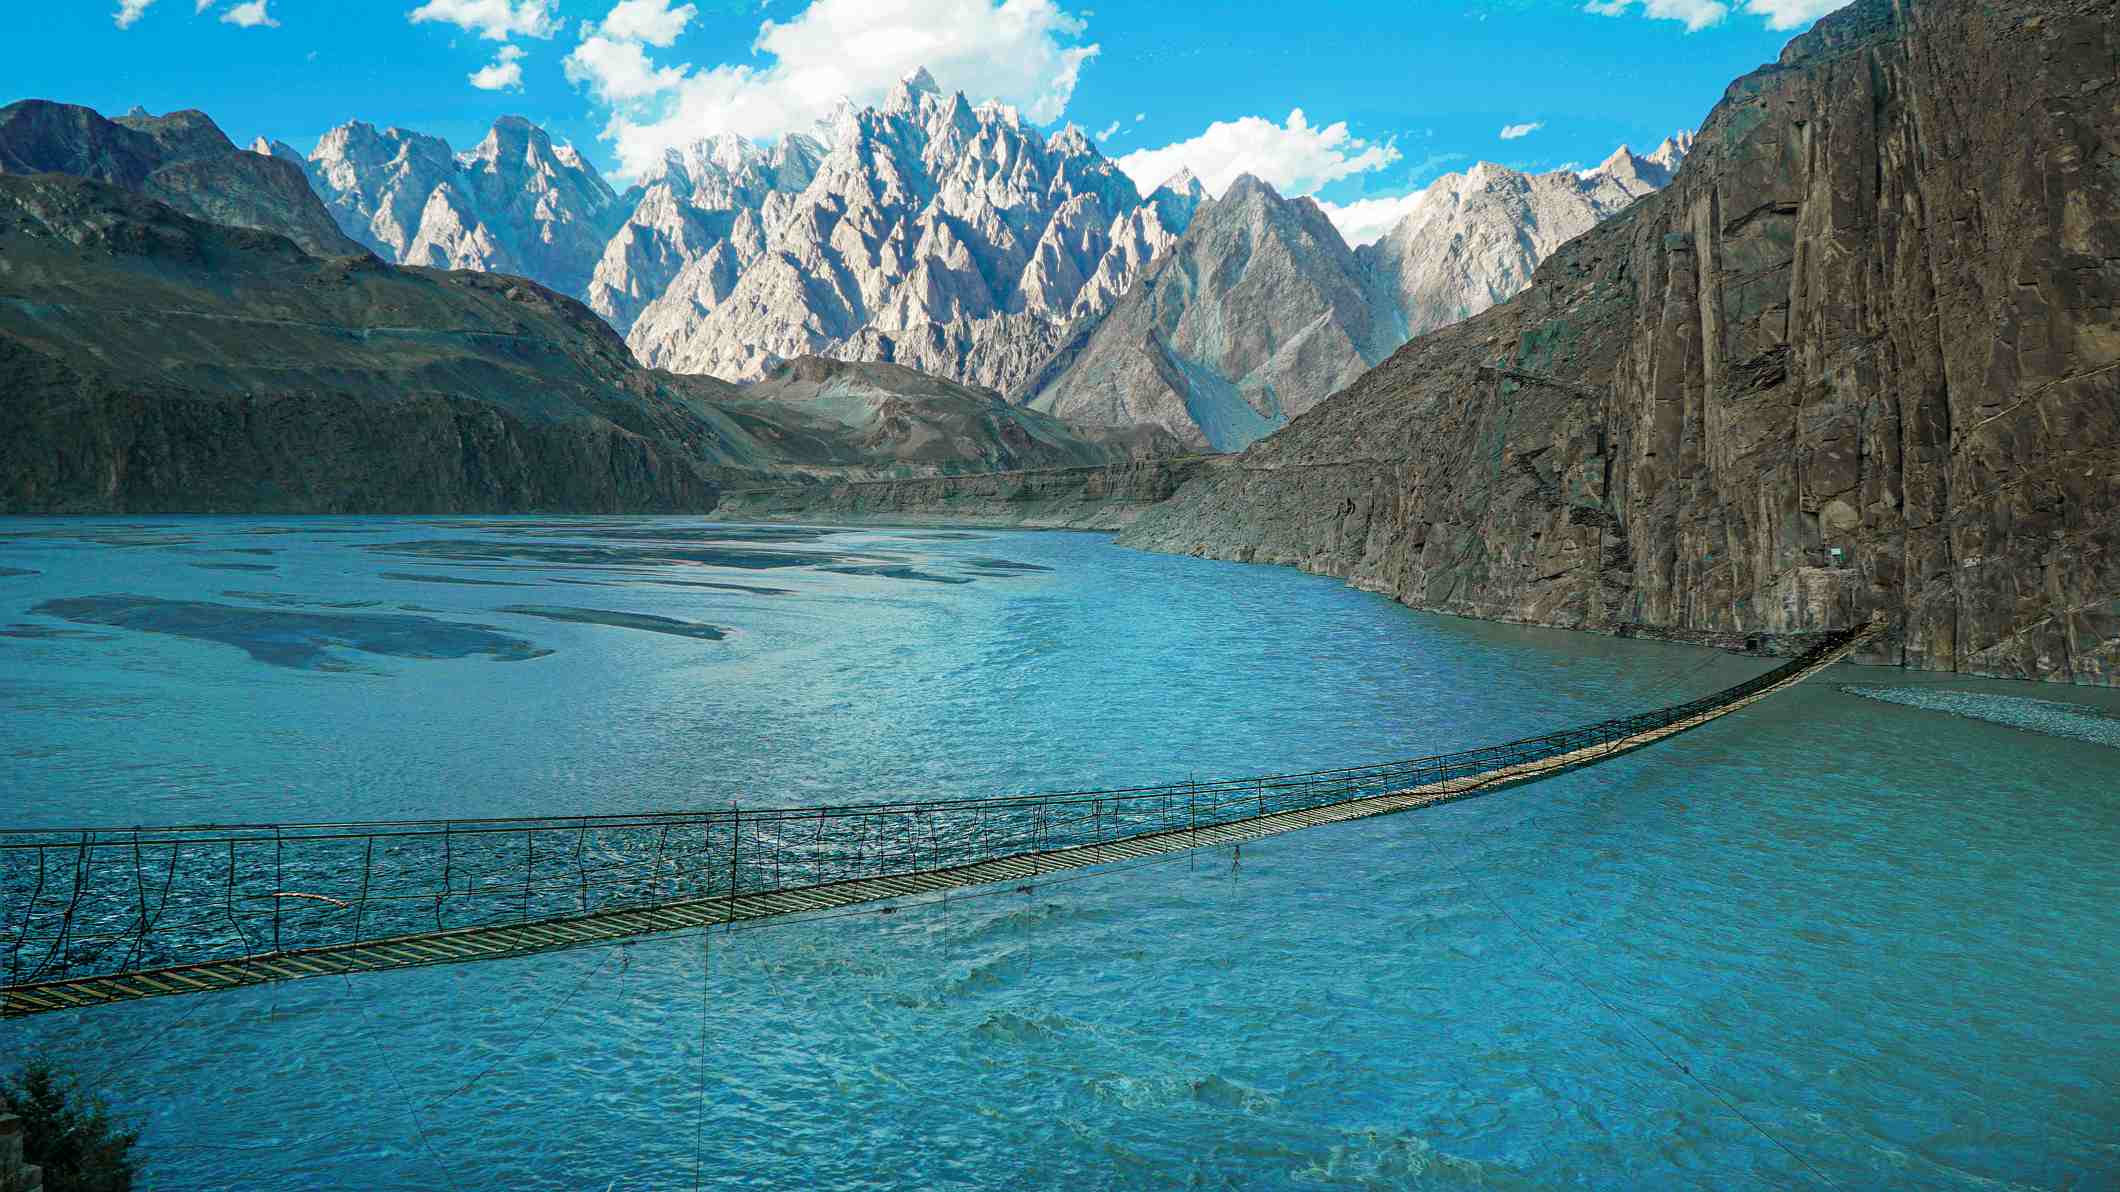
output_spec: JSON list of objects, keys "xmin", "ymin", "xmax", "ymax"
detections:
[{"xmin": 2, "ymin": 1058, "xmax": 140, "ymax": 1192}]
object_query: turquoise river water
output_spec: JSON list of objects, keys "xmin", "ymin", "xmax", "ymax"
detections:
[{"xmin": 0, "ymin": 517, "xmax": 2115, "ymax": 1190}]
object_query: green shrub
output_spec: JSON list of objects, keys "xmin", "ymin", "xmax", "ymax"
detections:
[{"xmin": 2, "ymin": 1058, "xmax": 139, "ymax": 1192}]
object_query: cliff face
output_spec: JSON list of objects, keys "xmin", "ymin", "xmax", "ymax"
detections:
[{"xmin": 1122, "ymin": 0, "xmax": 2119, "ymax": 685}]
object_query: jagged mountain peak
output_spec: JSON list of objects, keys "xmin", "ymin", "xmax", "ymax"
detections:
[
  {"xmin": 465, "ymin": 115, "xmax": 560, "ymax": 166},
  {"xmin": 973, "ymin": 99, "xmax": 1024, "ymax": 128},
  {"xmin": 1356, "ymin": 133, "xmax": 1689, "ymax": 346},
  {"xmin": 1049, "ymin": 124, "xmax": 1095, "ymax": 157},
  {"xmin": 621, "ymin": 74, "xmax": 1166, "ymax": 390},
  {"xmin": 1020, "ymin": 158, "xmax": 1390, "ymax": 451},
  {"xmin": 294, "ymin": 111, "xmax": 618, "ymax": 294},
  {"xmin": 248, "ymin": 136, "xmax": 304, "ymax": 165},
  {"xmin": 1147, "ymin": 169, "xmax": 1207, "ymax": 234},
  {"xmin": 1645, "ymin": 130, "xmax": 1694, "ymax": 174},
  {"xmin": 1219, "ymin": 173, "xmax": 1280, "ymax": 204},
  {"xmin": 884, "ymin": 69, "xmax": 946, "ymax": 117},
  {"xmin": 1156, "ymin": 167, "xmax": 1204, "ymax": 194}
]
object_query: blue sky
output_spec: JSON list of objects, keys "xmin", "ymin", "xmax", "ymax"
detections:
[{"xmin": 6, "ymin": 0, "xmax": 1843, "ymax": 241}]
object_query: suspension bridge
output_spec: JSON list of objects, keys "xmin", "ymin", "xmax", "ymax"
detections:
[{"xmin": 0, "ymin": 618, "xmax": 1882, "ymax": 1019}]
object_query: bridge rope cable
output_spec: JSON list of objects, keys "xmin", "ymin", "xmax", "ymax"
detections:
[
  {"xmin": 1433, "ymin": 740, "xmax": 1847, "ymax": 1192},
  {"xmin": 1441, "ymin": 840, "xmax": 1841, "ymax": 1191},
  {"xmin": 694, "ymin": 927, "xmax": 711, "ymax": 1192},
  {"xmin": 337, "ymin": 969, "xmax": 463, "ymax": 1190},
  {"xmin": 420, "ymin": 946, "xmax": 620, "ymax": 1111},
  {"xmin": 62, "ymin": 768, "xmax": 1842, "ymax": 1187},
  {"xmin": 0, "ymin": 623, "xmax": 1877, "ymax": 1013}
]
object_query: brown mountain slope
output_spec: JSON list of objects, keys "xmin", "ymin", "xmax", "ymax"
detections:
[
  {"xmin": 0, "ymin": 100, "xmax": 363, "ymax": 258},
  {"xmin": 1121, "ymin": 0, "xmax": 2119, "ymax": 685},
  {"xmin": 0, "ymin": 174, "xmax": 743, "ymax": 512}
]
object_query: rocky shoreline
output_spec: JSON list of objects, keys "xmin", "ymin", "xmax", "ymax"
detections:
[{"xmin": 710, "ymin": 456, "xmax": 1230, "ymax": 530}]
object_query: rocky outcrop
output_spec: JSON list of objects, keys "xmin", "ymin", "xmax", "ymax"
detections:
[
  {"xmin": 0, "ymin": 101, "xmax": 361, "ymax": 257},
  {"xmin": 626, "ymin": 71, "xmax": 1196, "ymax": 393},
  {"xmin": 290, "ymin": 115, "xmax": 622, "ymax": 296},
  {"xmin": 716, "ymin": 455, "xmax": 1229, "ymax": 529},
  {"xmin": 1016, "ymin": 174, "xmax": 1399, "ymax": 452},
  {"xmin": 1359, "ymin": 139, "xmax": 1689, "ymax": 342},
  {"xmin": 716, "ymin": 356, "xmax": 1180, "ymax": 476},
  {"xmin": 1121, "ymin": 0, "xmax": 2119, "ymax": 686}
]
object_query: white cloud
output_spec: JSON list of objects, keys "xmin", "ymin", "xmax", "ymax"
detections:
[
  {"xmin": 1312, "ymin": 152, "xmax": 1472, "ymax": 246},
  {"xmin": 1585, "ymin": 0, "xmax": 1847, "ymax": 30},
  {"xmin": 114, "ymin": 0, "xmax": 154, "ymax": 28},
  {"xmin": 565, "ymin": 36, "xmax": 689, "ymax": 102},
  {"xmin": 1740, "ymin": 0, "xmax": 1849, "ymax": 28},
  {"xmin": 221, "ymin": 0, "xmax": 277, "ymax": 27},
  {"xmin": 1583, "ymin": 0, "xmax": 1727, "ymax": 31},
  {"xmin": 1498, "ymin": 120, "xmax": 1542, "ymax": 140},
  {"xmin": 195, "ymin": 0, "xmax": 214, "ymax": 12},
  {"xmin": 409, "ymin": 0, "xmax": 559, "ymax": 41},
  {"xmin": 1095, "ymin": 119, "xmax": 1120, "ymax": 141},
  {"xmin": 1133, "ymin": 112, "xmax": 1143, "ymax": 122},
  {"xmin": 1313, "ymin": 190, "xmax": 1429, "ymax": 247},
  {"xmin": 586, "ymin": 0, "xmax": 1099, "ymax": 178},
  {"xmin": 597, "ymin": 0, "xmax": 696, "ymax": 46},
  {"xmin": 470, "ymin": 44, "xmax": 528, "ymax": 90},
  {"xmin": 1114, "ymin": 108, "xmax": 1398, "ymax": 200}
]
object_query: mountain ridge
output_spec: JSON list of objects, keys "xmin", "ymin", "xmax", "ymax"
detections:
[{"xmin": 263, "ymin": 85, "xmax": 1687, "ymax": 450}]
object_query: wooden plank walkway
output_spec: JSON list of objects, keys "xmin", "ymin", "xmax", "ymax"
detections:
[{"xmin": 0, "ymin": 620, "xmax": 1879, "ymax": 1019}]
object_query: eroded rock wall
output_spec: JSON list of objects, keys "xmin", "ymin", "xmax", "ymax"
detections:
[{"xmin": 1122, "ymin": 0, "xmax": 2120, "ymax": 684}]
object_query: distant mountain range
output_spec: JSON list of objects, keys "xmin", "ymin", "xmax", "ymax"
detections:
[
  {"xmin": 261, "ymin": 75, "xmax": 1688, "ymax": 449},
  {"xmin": 0, "ymin": 100, "xmax": 1174, "ymax": 513}
]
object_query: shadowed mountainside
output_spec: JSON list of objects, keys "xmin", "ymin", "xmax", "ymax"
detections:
[
  {"xmin": 0, "ymin": 99, "xmax": 363, "ymax": 258},
  {"xmin": 0, "ymin": 173, "xmax": 738, "ymax": 512}
]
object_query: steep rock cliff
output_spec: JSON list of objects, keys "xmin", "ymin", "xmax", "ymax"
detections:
[{"xmin": 1122, "ymin": 0, "xmax": 2119, "ymax": 685}]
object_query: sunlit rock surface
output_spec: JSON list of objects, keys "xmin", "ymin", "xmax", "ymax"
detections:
[{"xmin": 627, "ymin": 72, "xmax": 1191, "ymax": 395}]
